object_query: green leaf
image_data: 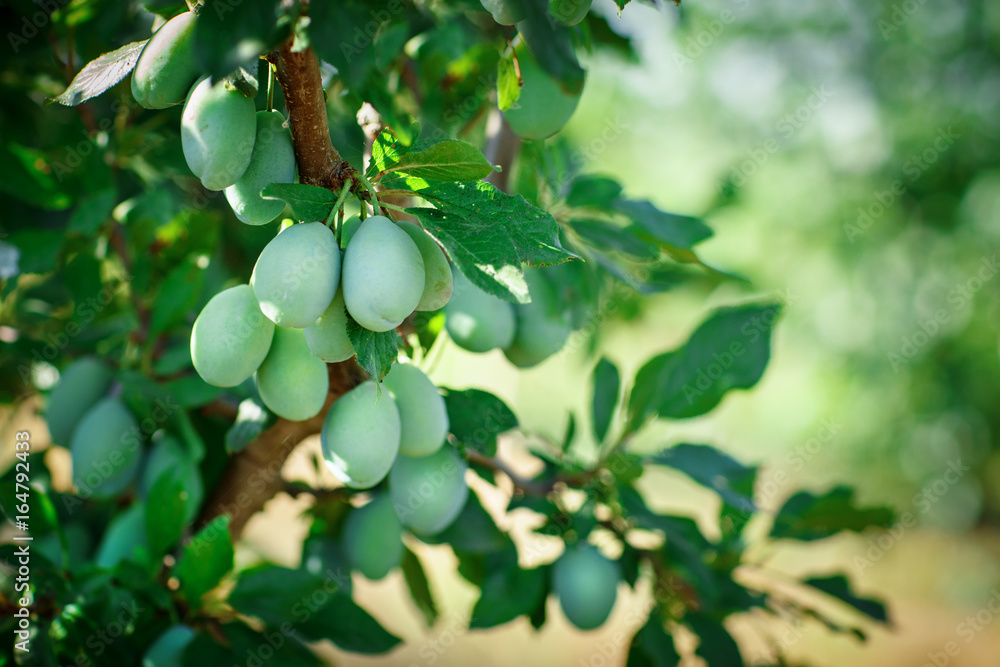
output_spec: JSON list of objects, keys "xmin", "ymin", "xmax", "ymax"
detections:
[
  {"xmin": 401, "ymin": 547, "xmax": 438, "ymax": 626},
  {"xmin": 175, "ymin": 516, "xmax": 233, "ymax": 608},
  {"xmin": 516, "ymin": 0, "xmax": 585, "ymax": 95},
  {"xmin": 770, "ymin": 486, "xmax": 895, "ymax": 543},
  {"xmin": 0, "ymin": 142, "xmax": 72, "ymax": 210},
  {"xmin": 303, "ymin": 593, "xmax": 402, "ymax": 654},
  {"xmin": 68, "ymin": 187, "xmax": 116, "ymax": 234},
  {"xmin": 225, "ymin": 398, "xmax": 270, "ymax": 453},
  {"xmin": 193, "ymin": 0, "xmax": 292, "ymax": 80},
  {"xmin": 419, "ymin": 490, "xmax": 509, "ymax": 553},
  {"xmin": 626, "ymin": 617, "xmax": 681, "ymax": 667},
  {"xmin": 498, "ymin": 54, "xmax": 521, "ymax": 112},
  {"xmin": 144, "ymin": 473, "xmax": 187, "ymax": 558},
  {"xmin": 369, "ymin": 129, "xmax": 410, "ymax": 176},
  {"xmin": 162, "ymin": 374, "xmax": 224, "ymax": 409},
  {"xmin": 378, "ymin": 140, "xmax": 496, "ymax": 181},
  {"xmin": 566, "ymin": 175, "xmax": 623, "ymax": 208},
  {"xmin": 50, "ymin": 41, "xmax": 147, "ymax": 106},
  {"xmin": 648, "ymin": 444, "xmax": 756, "ymax": 514},
  {"xmin": 591, "ymin": 357, "xmax": 620, "ymax": 443},
  {"xmin": 403, "ymin": 179, "xmax": 576, "ymax": 302},
  {"xmin": 560, "ymin": 412, "xmax": 576, "ymax": 452},
  {"xmin": 183, "ymin": 621, "xmax": 321, "ymax": 667},
  {"xmin": 571, "ymin": 219, "xmax": 659, "ymax": 259},
  {"xmin": 470, "ymin": 559, "xmax": 547, "ymax": 629},
  {"xmin": 7, "ymin": 230, "xmax": 63, "ymax": 274},
  {"xmin": 615, "ymin": 199, "xmax": 713, "ymax": 250},
  {"xmin": 229, "ymin": 565, "xmax": 339, "ymax": 626},
  {"xmin": 149, "ymin": 257, "xmax": 206, "ymax": 336},
  {"xmin": 346, "ymin": 315, "xmax": 399, "ymax": 383},
  {"xmin": 802, "ymin": 575, "xmax": 889, "ymax": 623},
  {"xmin": 687, "ymin": 614, "xmax": 743, "ymax": 666},
  {"xmin": 260, "ymin": 183, "xmax": 335, "ymax": 221},
  {"xmin": 443, "ymin": 388, "xmax": 518, "ymax": 457},
  {"xmin": 628, "ymin": 302, "xmax": 781, "ymax": 424}
]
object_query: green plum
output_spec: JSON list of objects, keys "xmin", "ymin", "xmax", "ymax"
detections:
[
  {"xmin": 503, "ymin": 45, "xmax": 582, "ymax": 140},
  {"xmin": 389, "ymin": 446, "xmax": 468, "ymax": 535},
  {"xmin": 131, "ymin": 11, "xmax": 199, "ymax": 109},
  {"xmin": 444, "ymin": 270, "xmax": 516, "ymax": 352},
  {"xmin": 96, "ymin": 503, "xmax": 147, "ymax": 569},
  {"xmin": 383, "ymin": 363, "xmax": 448, "ymax": 457},
  {"xmin": 256, "ymin": 327, "xmax": 329, "ymax": 421},
  {"xmin": 548, "ymin": 0, "xmax": 592, "ymax": 26},
  {"xmin": 181, "ymin": 76, "xmax": 256, "ymax": 191},
  {"xmin": 343, "ymin": 492, "xmax": 405, "ymax": 580},
  {"xmin": 251, "ymin": 222, "xmax": 340, "ymax": 328},
  {"xmin": 46, "ymin": 356, "xmax": 112, "ymax": 446},
  {"xmin": 503, "ymin": 269, "xmax": 571, "ymax": 367},
  {"xmin": 552, "ymin": 543, "xmax": 621, "ymax": 630},
  {"xmin": 191, "ymin": 284, "xmax": 274, "ymax": 387},
  {"xmin": 70, "ymin": 398, "xmax": 142, "ymax": 499},
  {"xmin": 321, "ymin": 381, "xmax": 401, "ymax": 488},
  {"xmin": 225, "ymin": 110, "xmax": 297, "ymax": 225},
  {"xmin": 342, "ymin": 215, "xmax": 425, "ymax": 332},
  {"xmin": 480, "ymin": 0, "xmax": 526, "ymax": 24},
  {"xmin": 139, "ymin": 436, "xmax": 203, "ymax": 523},
  {"xmin": 304, "ymin": 287, "xmax": 355, "ymax": 363},
  {"xmin": 395, "ymin": 222, "xmax": 453, "ymax": 311}
]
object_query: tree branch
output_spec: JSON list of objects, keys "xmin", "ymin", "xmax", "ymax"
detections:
[{"xmin": 465, "ymin": 449, "xmax": 598, "ymax": 496}]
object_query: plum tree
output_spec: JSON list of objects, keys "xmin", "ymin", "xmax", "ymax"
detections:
[
  {"xmin": 191, "ymin": 284, "xmax": 275, "ymax": 387},
  {"xmin": 503, "ymin": 270, "xmax": 572, "ymax": 367},
  {"xmin": 321, "ymin": 381, "xmax": 401, "ymax": 488},
  {"xmin": 445, "ymin": 271, "xmax": 516, "ymax": 352},
  {"xmin": 304, "ymin": 288, "xmax": 355, "ymax": 363},
  {"xmin": 255, "ymin": 327, "xmax": 329, "ymax": 421},
  {"xmin": 70, "ymin": 398, "xmax": 142, "ymax": 499},
  {"xmin": 180, "ymin": 76, "xmax": 256, "ymax": 191},
  {"xmin": 139, "ymin": 437, "xmax": 203, "ymax": 522},
  {"xmin": 389, "ymin": 446, "xmax": 468, "ymax": 535},
  {"xmin": 503, "ymin": 45, "xmax": 582, "ymax": 140},
  {"xmin": 225, "ymin": 110, "xmax": 297, "ymax": 225},
  {"xmin": 395, "ymin": 222, "xmax": 454, "ymax": 311},
  {"xmin": 552, "ymin": 543, "xmax": 621, "ymax": 630},
  {"xmin": 382, "ymin": 363, "xmax": 448, "ymax": 457},
  {"xmin": 130, "ymin": 11, "xmax": 199, "ymax": 109},
  {"xmin": 45, "ymin": 356, "xmax": 112, "ymax": 446},
  {"xmin": 343, "ymin": 492, "xmax": 405, "ymax": 580},
  {"xmin": 342, "ymin": 215, "xmax": 425, "ymax": 331},
  {"xmin": 251, "ymin": 222, "xmax": 340, "ymax": 328}
]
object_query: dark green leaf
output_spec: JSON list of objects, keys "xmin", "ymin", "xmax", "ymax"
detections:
[
  {"xmin": 145, "ymin": 473, "xmax": 187, "ymax": 558},
  {"xmin": 419, "ymin": 490, "xmax": 508, "ymax": 553},
  {"xmin": 346, "ymin": 315, "xmax": 399, "ymax": 383},
  {"xmin": 470, "ymin": 560, "xmax": 547, "ymax": 629},
  {"xmin": 560, "ymin": 412, "xmax": 576, "ymax": 452},
  {"xmin": 566, "ymin": 175, "xmax": 623, "ymax": 208},
  {"xmin": 401, "ymin": 547, "xmax": 438, "ymax": 626},
  {"xmin": 498, "ymin": 54, "xmax": 521, "ymax": 111},
  {"xmin": 175, "ymin": 516, "xmax": 233, "ymax": 608},
  {"xmin": 0, "ymin": 142, "xmax": 72, "ymax": 210},
  {"xmin": 225, "ymin": 398, "xmax": 270, "ymax": 453},
  {"xmin": 68, "ymin": 187, "xmax": 116, "ymax": 234},
  {"xmin": 378, "ymin": 140, "xmax": 496, "ymax": 181},
  {"xmin": 626, "ymin": 616, "xmax": 681, "ymax": 667},
  {"xmin": 802, "ymin": 575, "xmax": 889, "ymax": 623},
  {"xmin": 615, "ymin": 200, "xmax": 713, "ymax": 250},
  {"xmin": 443, "ymin": 388, "xmax": 518, "ymax": 457},
  {"xmin": 149, "ymin": 257, "xmax": 206, "ymax": 336},
  {"xmin": 649, "ymin": 444, "xmax": 756, "ymax": 514},
  {"xmin": 687, "ymin": 613, "xmax": 743, "ymax": 666},
  {"xmin": 628, "ymin": 303, "xmax": 781, "ymax": 424},
  {"xmin": 50, "ymin": 41, "xmax": 147, "ymax": 106},
  {"xmin": 194, "ymin": 0, "xmax": 291, "ymax": 80},
  {"xmin": 184, "ymin": 620, "xmax": 321, "ymax": 667},
  {"xmin": 571, "ymin": 219, "xmax": 659, "ymax": 259},
  {"xmin": 591, "ymin": 357, "xmax": 620, "ymax": 443},
  {"xmin": 260, "ymin": 183, "xmax": 335, "ymax": 221},
  {"xmin": 162, "ymin": 373, "xmax": 223, "ymax": 409},
  {"xmin": 229, "ymin": 564, "xmax": 340, "ymax": 627},
  {"xmin": 516, "ymin": 0, "xmax": 585, "ymax": 94},
  {"xmin": 770, "ymin": 486, "xmax": 894, "ymax": 543},
  {"xmin": 302, "ymin": 593, "xmax": 402, "ymax": 654},
  {"xmin": 7, "ymin": 230, "xmax": 63, "ymax": 274}
]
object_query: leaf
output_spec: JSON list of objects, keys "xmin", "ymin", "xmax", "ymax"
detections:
[
  {"xmin": 260, "ymin": 183, "xmax": 336, "ymax": 221},
  {"xmin": 193, "ymin": 0, "xmax": 292, "ymax": 80},
  {"xmin": 163, "ymin": 374, "xmax": 223, "ymax": 409},
  {"xmin": 346, "ymin": 315, "xmax": 399, "ymax": 383},
  {"xmin": 369, "ymin": 128, "xmax": 410, "ymax": 175},
  {"xmin": 419, "ymin": 490, "xmax": 509, "ymax": 553},
  {"xmin": 144, "ymin": 473, "xmax": 187, "ymax": 558},
  {"xmin": 770, "ymin": 486, "xmax": 895, "ymax": 543},
  {"xmin": 591, "ymin": 357, "xmax": 620, "ymax": 443},
  {"xmin": 649, "ymin": 444, "xmax": 756, "ymax": 514},
  {"xmin": 566, "ymin": 175, "xmax": 623, "ymax": 208},
  {"xmin": 378, "ymin": 140, "xmax": 496, "ymax": 181},
  {"xmin": 302, "ymin": 593, "xmax": 402, "ymax": 654},
  {"xmin": 68, "ymin": 187, "xmax": 117, "ymax": 234},
  {"xmin": 184, "ymin": 620, "xmax": 321, "ymax": 667},
  {"xmin": 401, "ymin": 547, "xmax": 438, "ymax": 626},
  {"xmin": 687, "ymin": 614, "xmax": 743, "ymax": 666},
  {"xmin": 560, "ymin": 412, "xmax": 576, "ymax": 452},
  {"xmin": 516, "ymin": 0, "xmax": 585, "ymax": 94},
  {"xmin": 615, "ymin": 199, "xmax": 713, "ymax": 250},
  {"xmin": 571, "ymin": 219, "xmax": 659, "ymax": 259},
  {"xmin": 403, "ymin": 179, "xmax": 576, "ymax": 302},
  {"xmin": 470, "ymin": 560, "xmax": 547, "ymax": 629},
  {"xmin": 498, "ymin": 54, "xmax": 521, "ymax": 111},
  {"xmin": 229, "ymin": 565, "xmax": 339, "ymax": 626},
  {"xmin": 50, "ymin": 41, "xmax": 147, "ymax": 106},
  {"xmin": 802, "ymin": 575, "xmax": 889, "ymax": 624},
  {"xmin": 7, "ymin": 230, "xmax": 63, "ymax": 274},
  {"xmin": 149, "ymin": 257, "xmax": 206, "ymax": 336},
  {"xmin": 628, "ymin": 302, "xmax": 781, "ymax": 424},
  {"xmin": 225, "ymin": 398, "xmax": 269, "ymax": 453},
  {"xmin": 175, "ymin": 516, "xmax": 233, "ymax": 608},
  {"xmin": 626, "ymin": 617, "xmax": 681, "ymax": 667},
  {"xmin": 443, "ymin": 388, "xmax": 518, "ymax": 458}
]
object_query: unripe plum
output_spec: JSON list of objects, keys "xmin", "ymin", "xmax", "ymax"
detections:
[
  {"xmin": 395, "ymin": 222, "xmax": 453, "ymax": 311},
  {"xmin": 46, "ymin": 356, "xmax": 113, "ymax": 446},
  {"xmin": 480, "ymin": 0, "xmax": 526, "ymax": 24},
  {"xmin": 383, "ymin": 363, "xmax": 448, "ymax": 457},
  {"xmin": 321, "ymin": 381, "xmax": 401, "ymax": 489},
  {"xmin": 191, "ymin": 284, "xmax": 274, "ymax": 387},
  {"xmin": 181, "ymin": 76, "xmax": 256, "ymax": 191},
  {"xmin": 389, "ymin": 446, "xmax": 468, "ymax": 535},
  {"xmin": 255, "ymin": 327, "xmax": 329, "ymax": 421},
  {"xmin": 251, "ymin": 222, "xmax": 340, "ymax": 328},
  {"xmin": 343, "ymin": 492, "xmax": 405, "ymax": 580},
  {"xmin": 548, "ymin": 0, "xmax": 592, "ymax": 26},
  {"xmin": 304, "ymin": 287, "xmax": 355, "ymax": 363},
  {"xmin": 503, "ymin": 45, "xmax": 582, "ymax": 140},
  {"xmin": 225, "ymin": 110, "xmax": 297, "ymax": 225},
  {"xmin": 131, "ymin": 11, "xmax": 199, "ymax": 109},
  {"xmin": 70, "ymin": 398, "xmax": 143, "ymax": 499},
  {"xmin": 444, "ymin": 270, "xmax": 516, "ymax": 352},
  {"xmin": 503, "ymin": 270, "xmax": 571, "ymax": 367},
  {"xmin": 342, "ymin": 215, "xmax": 425, "ymax": 332},
  {"xmin": 552, "ymin": 543, "xmax": 621, "ymax": 630}
]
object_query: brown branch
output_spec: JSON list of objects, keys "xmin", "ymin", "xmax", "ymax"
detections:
[{"xmin": 484, "ymin": 107, "xmax": 520, "ymax": 193}]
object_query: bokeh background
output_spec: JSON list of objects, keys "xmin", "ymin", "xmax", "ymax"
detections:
[{"xmin": 2, "ymin": 0, "xmax": 999, "ymax": 664}]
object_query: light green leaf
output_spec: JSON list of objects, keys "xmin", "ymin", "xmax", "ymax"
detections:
[
  {"xmin": 591, "ymin": 357, "xmax": 620, "ymax": 443},
  {"xmin": 50, "ymin": 41, "xmax": 147, "ymax": 106},
  {"xmin": 260, "ymin": 183, "xmax": 335, "ymax": 221},
  {"xmin": 175, "ymin": 516, "xmax": 233, "ymax": 608},
  {"xmin": 498, "ymin": 55, "xmax": 521, "ymax": 112}
]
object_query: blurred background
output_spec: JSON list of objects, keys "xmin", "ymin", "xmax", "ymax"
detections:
[{"xmin": 2, "ymin": 0, "xmax": 999, "ymax": 664}]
